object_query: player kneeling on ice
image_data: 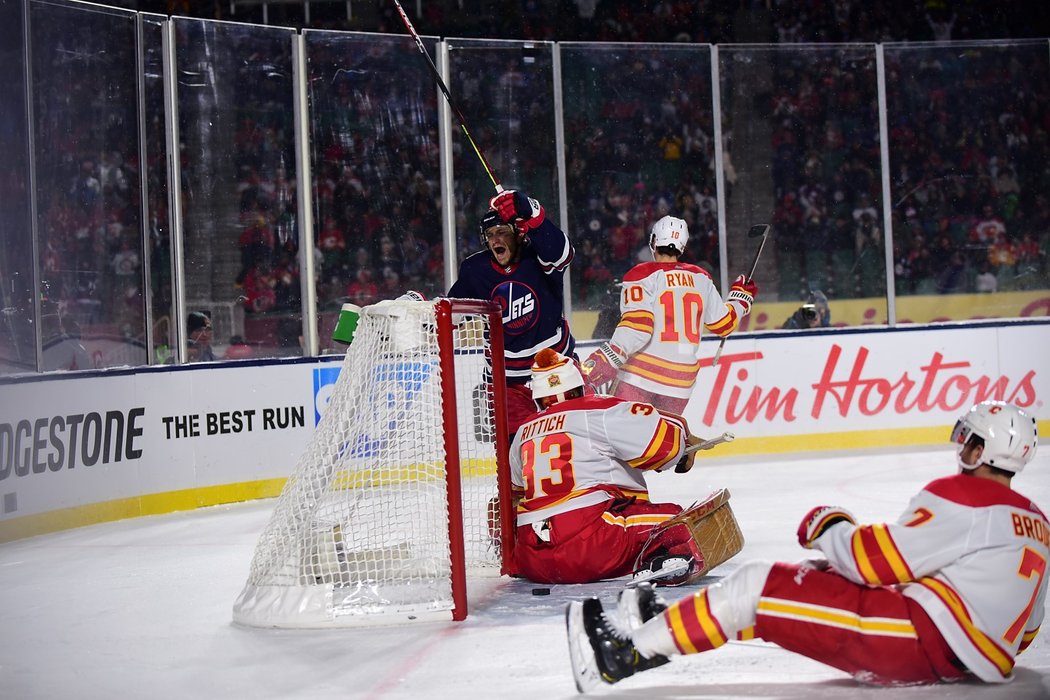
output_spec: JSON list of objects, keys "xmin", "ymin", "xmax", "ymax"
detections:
[
  {"xmin": 508, "ymin": 348, "xmax": 743, "ymax": 585},
  {"xmin": 566, "ymin": 400, "xmax": 1045, "ymax": 691}
]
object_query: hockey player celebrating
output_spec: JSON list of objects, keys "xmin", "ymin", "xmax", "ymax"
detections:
[
  {"xmin": 448, "ymin": 190, "xmax": 575, "ymax": 438},
  {"xmin": 566, "ymin": 400, "xmax": 1045, "ymax": 690},
  {"xmin": 508, "ymin": 348, "xmax": 742, "ymax": 585},
  {"xmin": 581, "ymin": 215, "xmax": 757, "ymax": 413}
]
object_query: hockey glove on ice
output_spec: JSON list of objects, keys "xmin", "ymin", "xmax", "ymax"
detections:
[{"xmin": 797, "ymin": 505, "xmax": 856, "ymax": 549}]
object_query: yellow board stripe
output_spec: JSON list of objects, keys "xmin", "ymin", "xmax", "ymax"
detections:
[
  {"xmin": 7, "ymin": 420, "xmax": 1047, "ymax": 544},
  {"xmin": 758, "ymin": 597, "xmax": 917, "ymax": 638}
]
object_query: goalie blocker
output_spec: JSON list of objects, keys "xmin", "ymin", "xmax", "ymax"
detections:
[{"xmin": 633, "ymin": 488, "xmax": 744, "ymax": 586}]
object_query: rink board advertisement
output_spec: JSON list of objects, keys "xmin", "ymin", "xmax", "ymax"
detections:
[
  {"xmin": 680, "ymin": 321, "xmax": 1048, "ymax": 450},
  {"xmin": 0, "ymin": 321, "xmax": 1047, "ymax": 539}
]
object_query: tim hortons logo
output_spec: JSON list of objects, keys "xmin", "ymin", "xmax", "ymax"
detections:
[{"xmin": 697, "ymin": 344, "xmax": 1037, "ymax": 427}]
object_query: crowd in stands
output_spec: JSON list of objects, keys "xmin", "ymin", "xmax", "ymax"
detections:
[
  {"xmin": 24, "ymin": 0, "xmax": 1050, "ymax": 371},
  {"xmin": 32, "ymin": 9, "xmax": 146, "ymax": 369}
]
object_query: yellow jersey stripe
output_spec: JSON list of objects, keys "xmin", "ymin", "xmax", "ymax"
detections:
[
  {"xmin": 919, "ymin": 577, "xmax": 1013, "ymax": 676},
  {"xmin": 758, "ymin": 597, "xmax": 917, "ymax": 638}
]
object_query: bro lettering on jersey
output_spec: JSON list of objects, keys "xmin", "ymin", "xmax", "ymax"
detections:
[{"xmin": 1012, "ymin": 512, "xmax": 1050, "ymax": 548}]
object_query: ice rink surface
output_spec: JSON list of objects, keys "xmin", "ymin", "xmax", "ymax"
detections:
[{"xmin": 3, "ymin": 445, "xmax": 1049, "ymax": 699}]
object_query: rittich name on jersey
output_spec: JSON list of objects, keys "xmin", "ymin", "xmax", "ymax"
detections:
[{"xmin": 519, "ymin": 413, "xmax": 566, "ymax": 441}]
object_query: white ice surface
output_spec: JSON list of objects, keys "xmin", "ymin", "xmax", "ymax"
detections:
[{"xmin": 2, "ymin": 446, "xmax": 1049, "ymax": 699}]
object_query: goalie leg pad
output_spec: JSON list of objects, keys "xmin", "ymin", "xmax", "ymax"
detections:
[{"xmin": 634, "ymin": 489, "xmax": 744, "ymax": 585}]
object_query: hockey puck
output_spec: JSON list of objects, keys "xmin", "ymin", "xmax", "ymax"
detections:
[{"xmin": 531, "ymin": 587, "xmax": 551, "ymax": 596}]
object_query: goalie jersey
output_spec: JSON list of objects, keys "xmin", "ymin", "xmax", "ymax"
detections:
[
  {"xmin": 812, "ymin": 473, "xmax": 1049, "ymax": 682},
  {"xmin": 508, "ymin": 394, "xmax": 688, "ymax": 527},
  {"xmin": 609, "ymin": 261, "xmax": 745, "ymax": 400},
  {"xmin": 449, "ymin": 219, "xmax": 575, "ymax": 383}
]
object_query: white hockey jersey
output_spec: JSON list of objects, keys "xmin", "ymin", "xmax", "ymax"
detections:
[
  {"xmin": 813, "ymin": 473, "xmax": 1049, "ymax": 682},
  {"xmin": 609, "ymin": 261, "xmax": 745, "ymax": 400},
  {"xmin": 508, "ymin": 394, "xmax": 688, "ymax": 526}
]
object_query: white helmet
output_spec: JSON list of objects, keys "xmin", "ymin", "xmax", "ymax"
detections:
[
  {"xmin": 952, "ymin": 400, "xmax": 1038, "ymax": 473},
  {"xmin": 649, "ymin": 216, "xmax": 689, "ymax": 256},
  {"xmin": 530, "ymin": 348, "xmax": 584, "ymax": 405}
]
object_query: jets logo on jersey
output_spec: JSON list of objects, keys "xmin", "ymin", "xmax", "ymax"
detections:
[{"xmin": 493, "ymin": 281, "xmax": 538, "ymax": 335}]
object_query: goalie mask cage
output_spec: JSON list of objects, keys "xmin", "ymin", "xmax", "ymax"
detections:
[{"xmin": 233, "ymin": 298, "xmax": 513, "ymax": 628}]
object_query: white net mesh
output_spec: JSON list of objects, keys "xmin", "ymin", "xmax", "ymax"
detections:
[{"xmin": 233, "ymin": 299, "xmax": 505, "ymax": 627}]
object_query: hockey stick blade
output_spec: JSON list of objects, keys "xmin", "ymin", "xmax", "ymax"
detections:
[{"xmin": 684, "ymin": 431, "xmax": 736, "ymax": 455}]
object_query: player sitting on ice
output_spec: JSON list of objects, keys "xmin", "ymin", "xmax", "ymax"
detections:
[
  {"xmin": 581, "ymin": 215, "xmax": 757, "ymax": 413},
  {"xmin": 508, "ymin": 348, "xmax": 743, "ymax": 585},
  {"xmin": 566, "ymin": 400, "xmax": 1045, "ymax": 692}
]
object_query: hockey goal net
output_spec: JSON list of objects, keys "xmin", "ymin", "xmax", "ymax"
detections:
[{"xmin": 233, "ymin": 298, "xmax": 513, "ymax": 627}]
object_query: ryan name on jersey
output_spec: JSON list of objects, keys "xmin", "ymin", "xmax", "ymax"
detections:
[{"xmin": 664, "ymin": 271, "xmax": 696, "ymax": 288}]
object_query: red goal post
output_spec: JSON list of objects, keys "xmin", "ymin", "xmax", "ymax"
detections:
[{"xmin": 233, "ymin": 298, "xmax": 513, "ymax": 627}]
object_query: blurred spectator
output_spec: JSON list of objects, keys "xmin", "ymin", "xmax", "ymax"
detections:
[
  {"xmin": 242, "ymin": 261, "xmax": 277, "ymax": 313},
  {"xmin": 317, "ymin": 214, "xmax": 346, "ymax": 274},
  {"xmin": 347, "ymin": 267, "xmax": 379, "ymax": 307},
  {"xmin": 42, "ymin": 309, "xmax": 92, "ymax": 372},
  {"xmin": 987, "ymin": 231, "xmax": 1019, "ymax": 288},
  {"xmin": 975, "ymin": 262, "xmax": 998, "ymax": 293},
  {"xmin": 187, "ymin": 311, "xmax": 216, "ymax": 362},
  {"xmin": 272, "ymin": 253, "xmax": 301, "ymax": 311},
  {"xmin": 236, "ymin": 211, "xmax": 274, "ymax": 287},
  {"xmin": 782, "ymin": 303, "xmax": 822, "ymax": 329},
  {"xmin": 853, "ymin": 211, "xmax": 882, "ymax": 259},
  {"xmin": 224, "ymin": 335, "xmax": 253, "ymax": 360},
  {"xmin": 970, "ymin": 205, "xmax": 1006, "ymax": 247},
  {"xmin": 782, "ymin": 289, "xmax": 831, "ymax": 329},
  {"xmin": 380, "ymin": 267, "xmax": 404, "ymax": 298}
]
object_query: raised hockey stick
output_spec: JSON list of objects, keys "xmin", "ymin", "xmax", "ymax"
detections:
[
  {"xmin": 390, "ymin": 0, "xmax": 503, "ymax": 194},
  {"xmin": 712, "ymin": 224, "xmax": 770, "ymax": 366}
]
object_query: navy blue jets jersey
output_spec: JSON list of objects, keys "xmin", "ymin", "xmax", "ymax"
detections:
[{"xmin": 448, "ymin": 219, "xmax": 575, "ymax": 383}]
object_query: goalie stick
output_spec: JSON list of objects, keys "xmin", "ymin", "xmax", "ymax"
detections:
[
  {"xmin": 675, "ymin": 431, "xmax": 735, "ymax": 473},
  {"xmin": 391, "ymin": 0, "xmax": 503, "ymax": 194},
  {"xmin": 685, "ymin": 431, "xmax": 735, "ymax": 455},
  {"xmin": 713, "ymin": 224, "xmax": 770, "ymax": 366}
]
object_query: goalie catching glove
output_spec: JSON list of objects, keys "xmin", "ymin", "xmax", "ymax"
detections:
[
  {"xmin": 797, "ymin": 505, "xmax": 856, "ymax": 549},
  {"xmin": 727, "ymin": 275, "xmax": 758, "ymax": 316},
  {"xmin": 491, "ymin": 190, "xmax": 545, "ymax": 234},
  {"xmin": 581, "ymin": 342, "xmax": 626, "ymax": 388}
]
